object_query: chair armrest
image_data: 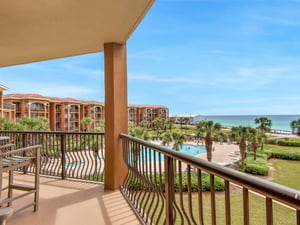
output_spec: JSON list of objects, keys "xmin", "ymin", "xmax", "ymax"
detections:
[{"xmin": 0, "ymin": 145, "xmax": 41, "ymax": 158}]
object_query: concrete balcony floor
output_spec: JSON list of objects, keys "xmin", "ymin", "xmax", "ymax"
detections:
[{"xmin": 4, "ymin": 174, "xmax": 141, "ymax": 225}]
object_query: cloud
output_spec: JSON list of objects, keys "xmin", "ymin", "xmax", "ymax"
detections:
[
  {"xmin": 251, "ymin": 15, "xmax": 300, "ymax": 27},
  {"xmin": 128, "ymin": 73, "xmax": 202, "ymax": 84},
  {"xmin": 6, "ymin": 82, "xmax": 99, "ymax": 98}
]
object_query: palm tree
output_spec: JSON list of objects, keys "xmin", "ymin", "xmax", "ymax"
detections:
[
  {"xmin": 255, "ymin": 117, "xmax": 271, "ymax": 150},
  {"xmin": 96, "ymin": 120, "xmax": 105, "ymax": 132},
  {"xmin": 128, "ymin": 127, "xmax": 150, "ymax": 168},
  {"xmin": 178, "ymin": 117, "xmax": 185, "ymax": 131},
  {"xmin": 162, "ymin": 132, "xmax": 185, "ymax": 175},
  {"xmin": 161, "ymin": 132, "xmax": 185, "ymax": 151},
  {"xmin": 248, "ymin": 128, "xmax": 258, "ymax": 160},
  {"xmin": 232, "ymin": 126, "xmax": 250, "ymax": 169},
  {"xmin": 165, "ymin": 119, "xmax": 175, "ymax": 132},
  {"xmin": 255, "ymin": 117, "xmax": 272, "ymax": 133},
  {"xmin": 152, "ymin": 117, "xmax": 163, "ymax": 138},
  {"xmin": 183, "ymin": 117, "xmax": 189, "ymax": 132},
  {"xmin": 290, "ymin": 118, "xmax": 300, "ymax": 135},
  {"xmin": 129, "ymin": 126, "xmax": 150, "ymax": 140},
  {"xmin": 81, "ymin": 117, "xmax": 93, "ymax": 131},
  {"xmin": 197, "ymin": 120, "xmax": 221, "ymax": 162},
  {"xmin": 139, "ymin": 120, "xmax": 150, "ymax": 129}
]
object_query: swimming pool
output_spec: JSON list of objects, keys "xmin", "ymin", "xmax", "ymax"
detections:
[
  {"xmin": 166, "ymin": 144, "xmax": 206, "ymax": 156},
  {"xmin": 136, "ymin": 144, "xmax": 206, "ymax": 163}
]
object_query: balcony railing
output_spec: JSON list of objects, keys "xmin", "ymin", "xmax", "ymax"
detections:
[
  {"xmin": 0, "ymin": 131, "xmax": 104, "ymax": 182},
  {"xmin": 120, "ymin": 133, "xmax": 300, "ymax": 225},
  {"xmin": 3, "ymin": 103, "xmax": 15, "ymax": 110}
]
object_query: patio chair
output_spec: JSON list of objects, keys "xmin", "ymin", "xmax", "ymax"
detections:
[{"xmin": 0, "ymin": 145, "xmax": 41, "ymax": 214}]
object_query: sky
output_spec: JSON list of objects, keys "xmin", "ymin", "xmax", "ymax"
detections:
[{"xmin": 1, "ymin": 0, "xmax": 300, "ymax": 116}]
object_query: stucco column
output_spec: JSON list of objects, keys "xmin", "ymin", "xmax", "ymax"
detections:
[
  {"xmin": 0, "ymin": 91, "xmax": 3, "ymax": 118},
  {"xmin": 104, "ymin": 43, "xmax": 128, "ymax": 190},
  {"xmin": 28, "ymin": 102, "xmax": 31, "ymax": 118}
]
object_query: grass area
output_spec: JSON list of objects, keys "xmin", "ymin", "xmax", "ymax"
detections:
[
  {"xmin": 147, "ymin": 189, "xmax": 296, "ymax": 225},
  {"xmin": 272, "ymin": 160, "xmax": 300, "ymax": 190}
]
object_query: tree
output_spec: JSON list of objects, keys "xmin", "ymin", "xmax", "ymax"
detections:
[
  {"xmin": 162, "ymin": 132, "xmax": 185, "ymax": 175},
  {"xmin": 197, "ymin": 120, "xmax": 221, "ymax": 162},
  {"xmin": 0, "ymin": 118, "xmax": 22, "ymax": 130},
  {"xmin": 290, "ymin": 118, "xmax": 300, "ymax": 135},
  {"xmin": 255, "ymin": 117, "xmax": 272, "ymax": 133},
  {"xmin": 248, "ymin": 128, "xmax": 258, "ymax": 160},
  {"xmin": 81, "ymin": 117, "xmax": 93, "ymax": 131},
  {"xmin": 17, "ymin": 117, "xmax": 50, "ymax": 131},
  {"xmin": 139, "ymin": 120, "xmax": 150, "ymax": 129},
  {"xmin": 152, "ymin": 117, "xmax": 163, "ymax": 138},
  {"xmin": 129, "ymin": 127, "xmax": 150, "ymax": 141},
  {"xmin": 128, "ymin": 127, "xmax": 150, "ymax": 168},
  {"xmin": 255, "ymin": 117, "xmax": 271, "ymax": 150},
  {"xmin": 232, "ymin": 126, "xmax": 250, "ymax": 169},
  {"xmin": 162, "ymin": 132, "xmax": 185, "ymax": 151},
  {"xmin": 178, "ymin": 117, "xmax": 185, "ymax": 130},
  {"xmin": 96, "ymin": 120, "xmax": 105, "ymax": 132},
  {"xmin": 165, "ymin": 119, "xmax": 175, "ymax": 132}
]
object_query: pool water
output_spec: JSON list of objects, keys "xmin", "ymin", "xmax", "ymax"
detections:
[
  {"xmin": 166, "ymin": 144, "xmax": 206, "ymax": 156},
  {"xmin": 137, "ymin": 144, "xmax": 206, "ymax": 163}
]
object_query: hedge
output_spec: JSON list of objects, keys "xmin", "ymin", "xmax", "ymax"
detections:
[
  {"xmin": 243, "ymin": 156, "xmax": 269, "ymax": 175},
  {"xmin": 128, "ymin": 172, "xmax": 225, "ymax": 192},
  {"xmin": 267, "ymin": 139, "xmax": 300, "ymax": 147}
]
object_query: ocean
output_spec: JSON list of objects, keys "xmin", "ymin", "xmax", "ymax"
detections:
[{"xmin": 196, "ymin": 115, "xmax": 300, "ymax": 131}]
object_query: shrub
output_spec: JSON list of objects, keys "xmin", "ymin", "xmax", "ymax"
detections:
[
  {"xmin": 244, "ymin": 157, "xmax": 269, "ymax": 175},
  {"xmin": 267, "ymin": 139, "xmax": 300, "ymax": 147},
  {"xmin": 277, "ymin": 140, "xmax": 300, "ymax": 147},
  {"xmin": 127, "ymin": 172, "xmax": 225, "ymax": 192},
  {"xmin": 265, "ymin": 148, "xmax": 300, "ymax": 160}
]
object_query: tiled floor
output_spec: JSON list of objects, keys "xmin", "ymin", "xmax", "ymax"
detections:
[{"xmin": 4, "ymin": 174, "xmax": 141, "ymax": 225}]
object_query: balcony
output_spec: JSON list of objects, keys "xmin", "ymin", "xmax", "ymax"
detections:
[
  {"xmin": 6, "ymin": 175, "xmax": 139, "ymax": 225},
  {"xmin": 0, "ymin": 131, "xmax": 299, "ymax": 225},
  {"xmin": 3, "ymin": 103, "xmax": 15, "ymax": 110}
]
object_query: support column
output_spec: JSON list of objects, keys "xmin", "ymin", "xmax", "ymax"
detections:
[
  {"xmin": 104, "ymin": 43, "xmax": 128, "ymax": 190},
  {"xmin": 0, "ymin": 91, "xmax": 3, "ymax": 118}
]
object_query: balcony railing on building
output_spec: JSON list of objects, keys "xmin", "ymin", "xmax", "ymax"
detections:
[{"xmin": 3, "ymin": 103, "xmax": 15, "ymax": 110}]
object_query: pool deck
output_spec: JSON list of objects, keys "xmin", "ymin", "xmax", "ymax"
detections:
[{"xmin": 151, "ymin": 140, "xmax": 240, "ymax": 165}]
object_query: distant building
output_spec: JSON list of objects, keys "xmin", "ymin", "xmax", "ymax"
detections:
[
  {"xmin": 170, "ymin": 114, "xmax": 200, "ymax": 125},
  {"xmin": 0, "ymin": 84, "xmax": 15, "ymax": 120},
  {"xmin": 4, "ymin": 93, "xmax": 169, "ymax": 131}
]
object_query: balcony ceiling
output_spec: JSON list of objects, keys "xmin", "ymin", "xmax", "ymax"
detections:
[{"xmin": 0, "ymin": 0, "xmax": 155, "ymax": 68}]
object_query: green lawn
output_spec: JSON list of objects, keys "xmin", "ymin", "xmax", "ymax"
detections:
[
  {"xmin": 147, "ymin": 189, "xmax": 296, "ymax": 225},
  {"xmin": 272, "ymin": 160, "xmax": 300, "ymax": 190}
]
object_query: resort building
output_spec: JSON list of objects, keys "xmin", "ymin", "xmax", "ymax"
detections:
[
  {"xmin": 0, "ymin": 84, "xmax": 15, "ymax": 121},
  {"xmin": 170, "ymin": 114, "xmax": 200, "ymax": 125},
  {"xmin": 4, "ymin": 94, "xmax": 168, "ymax": 131}
]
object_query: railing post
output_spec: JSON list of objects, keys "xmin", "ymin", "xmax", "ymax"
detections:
[
  {"xmin": 61, "ymin": 134, "xmax": 66, "ymax": 179},
  {"xmin": 164, "ymin": 155, "xmax": 174, "ymax": 225},
  {"xmin": 22, "ymin": 133, "xmax": 28, "ymax": 173},
  {"xmin": 22, "ymin": 133, "xmax": 28, "ymax": 148}
]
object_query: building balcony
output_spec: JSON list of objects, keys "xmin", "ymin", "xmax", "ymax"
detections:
[{"xmin": 3, "ymin": 103, "xmax": 15, "ymax": 110}]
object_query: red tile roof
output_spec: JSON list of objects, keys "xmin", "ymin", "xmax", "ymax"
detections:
[{"xmin": 4, "ymin": 94, "xmax": 168, "ymax": 108}]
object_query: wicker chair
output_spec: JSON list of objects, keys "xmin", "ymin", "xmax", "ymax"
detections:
[{"xmin": 0, "ymin": 145, "xmax": 41, "ymax": 214}]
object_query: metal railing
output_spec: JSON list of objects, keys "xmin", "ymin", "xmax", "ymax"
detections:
[
  {"xmin": 3, "ymin": 103, "xmax": 15, "ymax": 110},
  {"xmin": 0, "ymin": 131, "xmax": 105, "ymax": 182},
  {"xmin": 120, "ymin": 133, "xmax": 300, "ymax": 225}
]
